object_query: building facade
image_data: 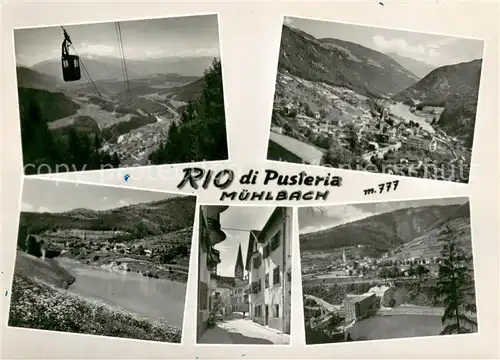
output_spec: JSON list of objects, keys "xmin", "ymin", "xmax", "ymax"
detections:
[
  {"xmin": 197, "ymin": 205, "xmax": 228, "ymax": 339},
  {"xmin": 344, "ymin": 293, "xmax": 378, "ymax": 323},
  {"xmin": 245, "ymin": 207, "xmax": 292, "ymax": 334}
]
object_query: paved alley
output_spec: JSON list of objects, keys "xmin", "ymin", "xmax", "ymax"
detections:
[{"xmin": 198, "ymin": 313, "xmax": 290, "ymax": 345}]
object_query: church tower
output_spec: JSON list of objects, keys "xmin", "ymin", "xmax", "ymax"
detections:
[{"xmin": 234, "ymin": 243, "xmax": 244, "ymax": 280}]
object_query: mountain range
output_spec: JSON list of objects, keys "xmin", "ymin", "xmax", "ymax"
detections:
[
  {"xmin": 299, "ymin": 202, "xmax": 471, "ymax": 256},
  {"xmin": 278, "ymin": 25, "xmax": 419, "ymax": 97},
  {"xmin": 276, "ymin": 24, "xmax": 482, "ymax": 145},
  {"xmin": 30, "ymin": 55, "xmax": 215, "ymax": 83},
  {"xmin": 18, "ymin": 195, "xmax": 197, "ymax": 238},
  {"xmin": 393, "ymin": 59, "xmax": 481, "ymax": 145},
  {"xmin": 385, "ymin": 52, "xmax": 437, "ymax": 79}
]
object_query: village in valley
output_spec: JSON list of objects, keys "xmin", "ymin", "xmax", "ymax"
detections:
[
  {"xmin": 270, "ymin": 72, "xmax": 471, "ymax": 183},
  {"xmin": 298, "ymin": 199, "xmax": 478, "ymax": 344},
  {"xmin": 267, "ymin": 19, "xmax": 482, "ymax": 184}
]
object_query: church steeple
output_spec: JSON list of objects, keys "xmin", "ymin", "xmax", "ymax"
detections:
[{"xmin": 234, "ymin": 243, "xmax": 244, "ymax": 280}]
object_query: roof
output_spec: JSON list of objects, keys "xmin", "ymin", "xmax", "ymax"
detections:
[
  {"xmin": 214, "ymin": 275, "xmax": 235, "ymax": 287},
  {"xmin": 257, "ymin": 207, "xmax": 285, "ymax": 242},
  {"xmin": 245, "ymin": 230, "xmax": 261, "ymax": 271},
  {"xmin": 234, "ymin": 243, "xmax": 244, "ymax": 278},
  {"xmin": 269, "ymin": 131, "xmax": 324, "ymax": 165}
]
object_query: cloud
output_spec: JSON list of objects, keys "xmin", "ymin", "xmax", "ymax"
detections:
[
  {"xmin": 78, "ymin": 43, "xmax": 118, "ymax": 57},
  {"xmin": 37, "ymin": 206, "xmax": 51, "ymax": 213},
  {"xmin": 299, "ymin": 205, "xmax": 375, "ymax": 234},
  {"xmin": 283, "ymin": 17, "xmax": 295, "ymax": 26},
  {"xmin": 118, "ymin": 199, "xmax": 129, "ymax": 207},
  {"xmin": 21, "ymin": 202, "xmax": 34, "ymax": 212},
  {"xmin": 372, "ymin": 35, "xmax": 426, "ymax": 56},
  {"xmin": 371, "ymin": 34, "xmax": 462, "ymax": 66}
]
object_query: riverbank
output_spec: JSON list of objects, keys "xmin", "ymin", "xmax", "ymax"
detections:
[
  {"xmin": 62, "ymin": 254, "xmax": 189, "ymax": 283},
  {"xmin": 8, "ymin": 274, "xmax": 182, "ymax": 343}
]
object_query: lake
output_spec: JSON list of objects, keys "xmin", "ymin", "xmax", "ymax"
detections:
[
  {"xmin": 347, "ymin": 315, "xmax": 443, "ymax": 341},
  {"xmin": 62, "ymin": 261, "xmax": 187, "ymax": 328}
]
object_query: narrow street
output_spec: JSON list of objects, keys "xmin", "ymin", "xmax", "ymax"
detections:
[{"xmin": 198, "ymin": 313, "xmax": 290, "ymax": 345}]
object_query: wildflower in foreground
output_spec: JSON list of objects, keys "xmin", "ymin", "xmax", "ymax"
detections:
[{"xmin": 8, "ymin": 275, "xmax": 182, "ymax": 343}]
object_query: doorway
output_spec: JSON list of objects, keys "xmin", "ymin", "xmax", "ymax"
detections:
[{"xmin": 265, "ymin": 305, "xmax": 269, "ymax": 325}]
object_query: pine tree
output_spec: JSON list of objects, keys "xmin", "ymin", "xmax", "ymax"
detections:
[{"xmin": 432, "ymin": 232, "xmax": 477, "ymax": 335}]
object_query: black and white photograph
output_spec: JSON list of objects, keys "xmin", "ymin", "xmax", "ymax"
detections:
[
  {"xmin": 298, "ymin": 197, "xmax": 478, "ymax": 344},
  {"xmin": 197, "ymin": 205, "xmax": 293, "ymax": 345},
  {"xmin": 15, "ymin": 14, "xmax": 227, "ymax": 175},
  {"xmin": 267, "ymin": 17, "xmax": 484, "ymax": 183},
  {"xmin": 8, "ymin": 178, "xmax": 197, "ymax": 343}
]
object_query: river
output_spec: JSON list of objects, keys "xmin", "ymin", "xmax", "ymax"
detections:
[
  {"xmin": 347, "ymin": 314, "xmax": 443, "ymax": 341},
  {"xmin": 61, "ymin": 260, "xmax": 187, "ymax": 328}
]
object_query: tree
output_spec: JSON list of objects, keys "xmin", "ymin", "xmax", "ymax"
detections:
[
  {"xmin": 432, "ymin": 234, "xmax": 477, "ymax": 335},
  {"xmin": 148, "ymin": 58, "xmax": 228, "ymax": 164},
  {"xmin": 415, "ymin": 264, "xmax": 429, "ymax": 277}
]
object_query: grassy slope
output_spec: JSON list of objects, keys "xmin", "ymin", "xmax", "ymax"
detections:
[{"xmin": 18, "ymin": 87, "xmax": 80, "ymax": 123}]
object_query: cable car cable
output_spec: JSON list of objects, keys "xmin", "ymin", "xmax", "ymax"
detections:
[
  {"xmin": 114, "ymin": 22, "xmax": 133, "ymax": 107},
  {"xmin": 60, "ymin": 26, "xmax": 101, "ymax": 98},
  {"xmin": 117, "ymin": 22, "xmax": 133, "ymax": 106}
]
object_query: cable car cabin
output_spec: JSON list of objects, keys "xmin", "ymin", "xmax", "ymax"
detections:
[
  {"xmin": 61, "ymin": 54, "xmax": 81, "ymax": 82},
  {"xmin": 61, "ymin": 38, "xmax": 81, "ymax": 82}
]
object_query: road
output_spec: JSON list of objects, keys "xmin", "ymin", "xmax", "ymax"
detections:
[
  {"xmin": 303, "ymin": 276, "xmax": 428, "ymax": 286},
  {"xmin": 198, "ymin": 314, "xmax": 290, "ymax": 345}
]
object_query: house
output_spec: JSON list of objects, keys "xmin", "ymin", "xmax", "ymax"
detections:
[
  {"xmin": 197, "ymin": 205, "xmax": 229, "ymax": 339},
  {"xmin": 213, "ymin": 281, "xmax": 232, "ymax": 316},
  {"xmin": 245, "ymin": 207, "xmax": 292, "ymax": 334},
  {"xmin": 344, "ymin": 293, "xmax": 378, "ymax": 323}
]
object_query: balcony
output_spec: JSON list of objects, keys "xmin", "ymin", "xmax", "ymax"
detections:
[{"xmin": 205, "ymin": 216, "xmax": 227, "ymax": 246}]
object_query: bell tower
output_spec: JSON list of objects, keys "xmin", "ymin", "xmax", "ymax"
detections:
[{"xmin": 234, "ymin": 243, "xmax": 244, "ymax": 280}]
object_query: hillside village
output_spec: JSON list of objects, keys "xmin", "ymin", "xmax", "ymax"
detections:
[
  {"xmin": 16, "ymin": 196, "xmax": 196, "ymax": 283},
  {"xmin": 298, "ymin": 201, "xmax": 477, "ymax": 342},
  {"xmin": 268, "ymin": 24, "xmax": 480, "ymax": 184}
]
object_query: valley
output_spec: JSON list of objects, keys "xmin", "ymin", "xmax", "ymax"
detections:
[
  {"xmin": 18, "ymin": 65, "xmax": 203, "ymax": 166},
  {"xmin": 299, "ymin": 200, "xmax": 477, "ymax": 343},
  {"xmin": 268, "ymin": 24, "xmax": 481, "ymax": 184}
]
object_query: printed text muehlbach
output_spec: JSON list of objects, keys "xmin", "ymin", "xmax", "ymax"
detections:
[{"xmin": 177, "ymin": 168, "xmax": 342, "ymax": 201}]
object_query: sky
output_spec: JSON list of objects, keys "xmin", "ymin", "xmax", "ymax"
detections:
[
  {"xmin": 20, "ymin": 178, "xmax": 183, "ymax": 213},
  {"xmin": 284, "ymin": 16, "xmax": 484, "ymax": 68},
  {"xmin": 14, "ymin": 14, "xmax": 220, "ymax": 67},
  {"xmin": 214, "ymin": 206, "xmax": 276, "ymax": 278},
  {"xmin": 298, "ymin": 197, "xmax": 469, "ymax": 235}
]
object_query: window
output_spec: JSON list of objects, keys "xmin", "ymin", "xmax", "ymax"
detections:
[
  {"xmin": 63, "ymin": 60, "xmax": 69, "ymax": 68},
  {"xmin": 270, "ymin": 232, "xmax": 281, "ymax": 252},
  {"xmin": 274, "ymin": 304, "xmax": 280, "ymax": 317},
  {"xmin": 265, "ymin": 273, "xmax": 269, "ymax": 288},
  {"xmin": 257, "ymin": 279, "xmax": 262, "ymax": 293},
  {"xmin": 74, "ymin": 59, "xmax": 79, "ymax": 68},
  {"xmin": 255, "ymin": 305, "xmax": 261, "ymax": 317},
  {"xmin": 215, "ymin": 292, "xmax": 220, "ymax": 296},
  {"xmin": 273, "ymin": 266, "xmax": 280, "ymax": 285}
]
